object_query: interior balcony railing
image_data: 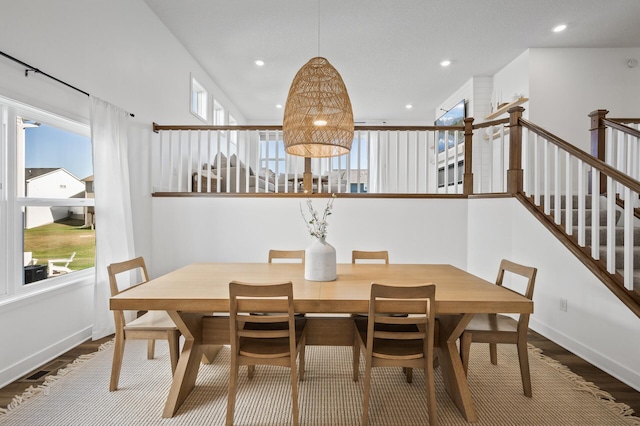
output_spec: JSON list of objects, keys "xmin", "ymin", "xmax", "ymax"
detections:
[{"xmin": 151, "ymin": 123, "xmax": 472, "ymax": 196}]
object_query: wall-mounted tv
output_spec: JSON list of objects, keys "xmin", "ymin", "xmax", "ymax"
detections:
[{"xmin": 435, "ymin": 99, "xmax": 466, "ymax": 153}]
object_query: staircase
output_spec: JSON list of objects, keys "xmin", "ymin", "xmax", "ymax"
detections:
[{"xmin": 519, "ymin": 192, "xmax": 640, "ymax": 317}]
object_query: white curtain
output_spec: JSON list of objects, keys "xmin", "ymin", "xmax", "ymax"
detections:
[{"xmin": 90, "ymin": 96, "xmax": 135, "ymax": 340}]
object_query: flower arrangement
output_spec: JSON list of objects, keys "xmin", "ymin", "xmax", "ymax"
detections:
[{"xmin": 300, "ymin": 194, "xmax": 336, "ymax": 240}]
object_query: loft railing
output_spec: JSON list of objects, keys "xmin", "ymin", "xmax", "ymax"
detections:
[{"xmin": 151, "ymin": 123, "xmax": 471, "ymax": 196}]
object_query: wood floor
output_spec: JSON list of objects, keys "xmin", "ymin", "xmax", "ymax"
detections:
[{"xmin": 1, "ymin": 329, "xmax": 639, "ymax": 416}]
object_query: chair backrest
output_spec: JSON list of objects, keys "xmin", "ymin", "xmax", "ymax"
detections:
[
  {"xmin": 64, "ymin": 252, "xmax": 76, "ymax": 267},
  {"xmin": 367, "ymin": 283, "xmax": 435, "ymax": 355},
  {"xmin": 24, "ymin": 252, "xmax": 33, "ymax": 267},
  {"xmin": 107, "ymin": 256, "xmax": 149, "ymax": 298},
  {"xmin": 268, "ymin": 249, "xmax": 305, "ymax": 263},
  {"xmin": 352, "ymin": 250, "xmax": 389, "ymax": 264},
  {"xmin": 495, "ymin": 259, "xmax": 537, "ymax": 300},
  {"xmin": 229, "ymin": 281, "xmax": 296, "ymax": 355},
  {"xmin": 495, "ymin": 259, "xmax": 537, "ymax": 333}
]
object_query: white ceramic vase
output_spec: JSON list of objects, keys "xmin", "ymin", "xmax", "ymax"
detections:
[{"xmin": 304, "ymin": 237, "xmax": 337, "ymax": 281}]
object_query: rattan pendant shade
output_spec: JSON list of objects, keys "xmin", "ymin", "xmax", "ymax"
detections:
[{"xmin": 283, "ymin": 57, "xmax": 354, "ymax": 157}]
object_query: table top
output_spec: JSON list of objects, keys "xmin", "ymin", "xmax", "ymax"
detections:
[{"xmin": 110, "ymin": 263, "xmax": 532, "ymax": 315}]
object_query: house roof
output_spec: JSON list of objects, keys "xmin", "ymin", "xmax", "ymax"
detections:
[{"xmin": 25, "ymin": 168, "xmax": 81, "ymax": 183}]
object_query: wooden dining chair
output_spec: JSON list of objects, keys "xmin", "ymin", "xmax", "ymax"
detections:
[
  {"xmin": 268, "ymin": 249, "xmax": 305, "ymax": 263},
  {"xmin": 352, "ymin": 250, "xmax": 389, "ymax": 264},
  {"xmin": 226, "ymin": 281, "xmax": 308, "ymax": 426},
  {"xmin": 459, "ymin": 259, "xmax": 538, "ymax": 397},
  {"xmin": 353, "ymin": 283, "xmax": 438, "ymax": 426},
  {"xmin": 107, "ymin": 257, "xmax": 180, "ymax": 391}
]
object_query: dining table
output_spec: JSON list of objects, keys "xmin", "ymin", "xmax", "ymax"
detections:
[{"xmin": 110, "ymin": 262, "xmax": 533, "ymax": 422}]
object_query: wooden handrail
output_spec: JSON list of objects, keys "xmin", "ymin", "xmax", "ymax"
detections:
[
  {"xmin": 472, "ymin": 117, "xmax": 509, "ymax": 130},
  {"xmin": 520, "ymin": 118, "xmax": 640, "ymax": 193},
  {"xmin": 602, "ymin": 118, "xmax": 640, "ymax": 138},
  {"xmin": 609, "ymin": 118, "xmax": 640, "ymax": 124},
  {"xmin": 152, "ymin": 123, "xmax": 465, "ymax": 133}
]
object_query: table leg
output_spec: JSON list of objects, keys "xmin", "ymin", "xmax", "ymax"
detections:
[
  {"xmin": 436, "ymin": 313, "xmax": 478, "ymax": 423},
  {"xmin": 162, "ymin": 312, "xmax": 205, "ymax": 418}
]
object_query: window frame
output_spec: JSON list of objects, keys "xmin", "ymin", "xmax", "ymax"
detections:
[
  {"xmin": 0, "ymin": 95, "xmax": 94, "ymax": 301},
  {"xmin": 190, "ymin": 75, "xmax": 209, "ymax": 123}
]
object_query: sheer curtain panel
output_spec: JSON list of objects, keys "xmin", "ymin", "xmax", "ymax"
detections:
[{"xmin": 90, "ymin": 96, "xmax": 135, "ymax": 340}]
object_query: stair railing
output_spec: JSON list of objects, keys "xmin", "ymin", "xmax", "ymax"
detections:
[{"xmin": 508, "ymin": 106, "xmax": 640, "ymax": 294}]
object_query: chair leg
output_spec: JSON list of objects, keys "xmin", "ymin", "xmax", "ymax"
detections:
[
  {"xmin": 517, "ymin": 340, "xmax": 532, "ymax": 397},
  {"xmin": 489, "ymin": 343, "xmax": 498, "ymax": 365},
  {"xmin": 405, "ymin": 367, "xmax": 413, "ymax": 383},
  {"xmin": 147, "ymin": 339, "xmax": 155, "ymax": 359},
  {"xmin": 247, "ymin": 365, "xmax": 255, "ymax": 379},
  {"xmin": 352, "ymin": 331, "xmax": 360, "ymax": 381},
  {"xmin": 290, "ymin": 358, "xmax": 300, "ymax": 426},
  {"xmin": 167, "ymin": 330, "xmax": 180, "ymax": 375},
  {"xmin": 226, "ymin": 359, "xmax": 239, "ymax": 426},
  {"xmin": 362, "ymin": 357, "xmax": 373, "ymax": 426},
  {"xmin": 110, "ymin": 331, "xmax": 126, "ymax": 391},
  {"xmin": 460, "ymin": 332, "xmax": 472, "ymax": 375},
  {"xmin": 425, "ymin": 356, "xmax": 438, "ymax": 426},
  {"xmin": 298, "ymin": 334, "xmax": 306, "ymax": 381}
]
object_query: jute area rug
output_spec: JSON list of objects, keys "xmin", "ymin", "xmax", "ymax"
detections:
[{"xmin": 1, "ymin": 340, "xmax": 638, "ymax": 425}]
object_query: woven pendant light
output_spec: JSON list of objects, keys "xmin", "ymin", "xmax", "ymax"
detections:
[{"xmin": 283, "ymin": 57, "xmax": 354, "ymax": 157}]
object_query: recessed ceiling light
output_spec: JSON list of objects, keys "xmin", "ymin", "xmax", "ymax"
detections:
[
  {"xmin": 440, "ymin": 60, "xmax": 451, "ymax": 67},
  {"xmin": 276, "ymin": 104, "xmax": 283, "ymax": 109},
  {"xmin": 553, "ymin": 24, "xmax": 567, "ymax": 33},
  {"xmin": 405, "ymin": 104, "xmax": 413, "ymax": 109},
  {"xmin": 255, "ymin": 59, "xmax": 265, "ymax": 66}
]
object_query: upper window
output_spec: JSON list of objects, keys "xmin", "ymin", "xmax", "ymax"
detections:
[
  {"xmin": 213, "ymin": 100, "xmax": 225, "ymax": 125},
  {"xmin": 190, "ymin": 76, "xmax": 208, "ymax": 122}
]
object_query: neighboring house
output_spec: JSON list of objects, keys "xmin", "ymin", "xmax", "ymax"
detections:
[
  {"xmin": 83, "ymin": 175, "xmax": 95, "ymax": 229},
  {"xmin": 24, "ymin": 168, "xmax": 86, "ymax": 229}
]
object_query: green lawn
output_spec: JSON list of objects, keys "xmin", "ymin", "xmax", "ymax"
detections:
[{"xmin": 24, "ymin": 219, "xmax": 95, "ymax": 271}]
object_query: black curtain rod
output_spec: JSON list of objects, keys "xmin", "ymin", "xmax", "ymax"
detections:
[{"xmin": 0, "ymin": 50, "xmax": 134, "ymax": 117}]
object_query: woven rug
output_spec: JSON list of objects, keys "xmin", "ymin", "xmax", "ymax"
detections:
[{"xmin": 1, "ymin": 340, "xmax": 638, "ymax": 425}]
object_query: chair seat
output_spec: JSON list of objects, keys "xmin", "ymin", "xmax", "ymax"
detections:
[
  {"xmin": 465, "ymin": 314, "xmax": 517, "ymax": 333},
  {"xmin": 124, "ymin": 310, "xmax": 178, "ymax": 331}
]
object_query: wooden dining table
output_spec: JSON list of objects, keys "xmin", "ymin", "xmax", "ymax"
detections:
[{"xmin": 110, "ymin": 262, "xmax": 533, "ymax": 422}]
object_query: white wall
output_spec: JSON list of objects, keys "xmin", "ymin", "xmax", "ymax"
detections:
[
  {"xmin": 467, "ymin": 197, "xmax": 640, "ymax": 391},
  {"xmin": 0, "ymin": 0, "xmax": 244, "ymax": 387},
  {"xmin": 151, "ymin": 197, "xmax": 469, "ymax": 276},
  {"xmin": 529, "ymin": 48, "xmax": 640, "ymax": 152}
]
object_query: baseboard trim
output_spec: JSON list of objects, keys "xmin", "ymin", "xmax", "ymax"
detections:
[
  {"xmin": 530, "ymin": 317, "xmax": 640, "ymax": 392},
  {"xmin": 0, "ymin": 326, "xmax": 92, "ymax": 388}
]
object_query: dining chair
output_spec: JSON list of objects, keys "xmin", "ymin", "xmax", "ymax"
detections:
[
  {"xmin": 107, "ymin": 256, "xmax": 180, "ymax": 391},
  {"xmin": 268, "ymin": 249, "xmax": 305, "ymax": 263},
  {"xmin": 353, "ymin": 283, "xmax": 438, "ymax": 426},
  {"xmin": 352, "ymin": 250, "xmax": 389, "ymax": 264},
  {"xmin": 226, "ymin": 281, "xmax": 308, "ymax": 426},
  {"xmin": 459, "ymin": 259, "xmax": 538, "ymax": 397}
]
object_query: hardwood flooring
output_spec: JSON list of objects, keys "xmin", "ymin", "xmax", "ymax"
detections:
[{"xmin": 1, "ymin": 329, "xmax": 639, "ymax": 416}]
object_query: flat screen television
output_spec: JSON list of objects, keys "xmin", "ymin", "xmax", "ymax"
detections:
[{"xmin": 435, "ymin": 99, "xmax": 466, "ymax": 153}]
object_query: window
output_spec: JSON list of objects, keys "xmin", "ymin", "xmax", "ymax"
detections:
[
  {"xmin": 190, "ymin": 76, "xmax": 208, "ymax": 122},
  {"xmin": 213, "ymin": 100, "xmax": 225, "ymax": 125},
  {"xmin": 260, "ymin": 135, "xmax": 286, "ymax": 175},
  {"xmin": 438, "ymin": 160, "xmax": 464, "ymax": 187},
  {"xmin": 0, "ymin": 96, "xmax": 94, "ymax": 297}
]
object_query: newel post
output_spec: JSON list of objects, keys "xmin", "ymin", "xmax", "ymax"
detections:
[
  {"xmin": 463, "ymin": 117, "xmax": 474, "ymax": 195},
  {"xmin": 507, "ymin": 106, "xmax": 525, "ymax": 194},
  {"xmin": 589, "ymin": 109, "xmax": 609, "ymax": 194},
  {"xmin": 303, "ymin": 157, "xmax": 313, "ymax": 193}
]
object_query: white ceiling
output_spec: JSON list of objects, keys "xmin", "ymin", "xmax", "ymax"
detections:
[{"xmin": 144, "ymin": 0, "xmax": 640, "ymax": 124}]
